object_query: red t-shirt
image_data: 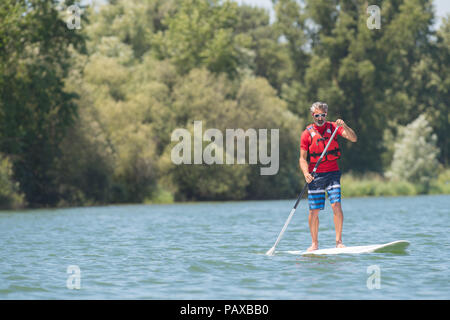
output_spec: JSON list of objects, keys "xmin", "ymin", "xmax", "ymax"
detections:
[{"xmin": 300, "ymin": 122, "xmax": 344, "ymax": 173}]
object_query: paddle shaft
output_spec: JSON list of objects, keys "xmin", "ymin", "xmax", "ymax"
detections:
[{"xmin": 266, "ymin": 126, "xmax": 340, "ymax": 255}]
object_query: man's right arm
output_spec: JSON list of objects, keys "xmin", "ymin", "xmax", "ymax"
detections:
[
  {"xmin": 299, "ymin": 131, "xmax": 314, "ymax": 183},
  {"xmin": 299, "ymin": 149, "xmax": 314, "ymax": 183}
]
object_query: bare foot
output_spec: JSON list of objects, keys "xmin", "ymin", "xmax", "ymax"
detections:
[
  {"xmin": 307, "ymin": 244, "xmax": 318, "ymax": 252},
  {"xmin": 336, "ymin": 241, "xmax": 345, "ymax": 248}
]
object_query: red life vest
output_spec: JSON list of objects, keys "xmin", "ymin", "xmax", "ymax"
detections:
[{"xmin": 306, "ymin": 122, "xmax": 341, "ymax": 164}]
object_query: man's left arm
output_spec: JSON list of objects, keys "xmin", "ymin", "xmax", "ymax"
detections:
[{"xmin": 335, "ymin": 119, "xmax": 357, "ymax": 143}]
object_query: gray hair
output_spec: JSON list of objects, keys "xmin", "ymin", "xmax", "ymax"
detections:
[{"xmin": 310, "ymin": 102, "xmax": 328, "ymax": 113}]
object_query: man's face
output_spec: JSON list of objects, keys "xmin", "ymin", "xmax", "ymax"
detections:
[{"xmin": 312, "ymin": 109, "xmax": 327, "ymax": 126}]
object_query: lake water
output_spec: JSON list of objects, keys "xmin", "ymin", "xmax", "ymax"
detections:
[{"xmin": 0, "ymin": 194, "xmax": 449, "ymax": 299}]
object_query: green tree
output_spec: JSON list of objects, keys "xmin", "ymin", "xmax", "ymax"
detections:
[
  {"xmin": 158, "ymin": 68, "xmax": 250, "ymax": 200},
  {"xmin": 62, "ymin": 46, "xmax": 165, "ymax": 204},
  {"xmin": 434, "ymin": 15, "xmax": 450, "ymax": 166},
  {"xmin": 0, "ymin": 154, "xmax": 25, "ymax": 209},
  {"xmin": 235, "ymin": 76, "xmax": 303, "ymax": 199},
  {"xmin": 386, "ymin": 114, "xmax": 440, "ymax": 192},
  {"xmin": 0, "ymin": 0, "xmax": 86, "ymax": 206},
  {"xmin": 159, "ymin": 69, "xmax": 303, "ymax": 201},
  {"xmin": 273, "ymin": 0, "xmax": 309, "ymax": 80},
  {"xmin": 410, "ymin": 15, "xmax": 450, "ymax": 166},
  {"xmin": 86, "ymin": 0, "xmax": 177, "ymax": 59},
  {"xmin": 277, "ymin": 0, "xmax": 438, "ymax": 173},
  {"xmin": 233, "ymin": 4, "xmax": 293, "ymax": 92},
  {"xmin": 152, "ymin": 0, "xmax": 251, "ymax": 77}
]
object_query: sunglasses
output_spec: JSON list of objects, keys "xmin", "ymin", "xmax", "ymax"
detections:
[{"xmin": 313, "ymin": 113, "xmax": 327, "ymax": 118}]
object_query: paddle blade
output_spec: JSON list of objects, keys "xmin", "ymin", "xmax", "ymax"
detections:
[{"xmin": 266, "ymin": 247, "xmax": 275, "ymax": 256}]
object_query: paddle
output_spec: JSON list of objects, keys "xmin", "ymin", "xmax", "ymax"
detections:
[{"xmin": 265, "ymin": 125, "xmax": 340, "ymax": 256}]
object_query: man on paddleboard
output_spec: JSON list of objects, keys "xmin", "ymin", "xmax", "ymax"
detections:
[{"xmin": 299, "ymin": 102, "xmax": 357, "ymax": 252}]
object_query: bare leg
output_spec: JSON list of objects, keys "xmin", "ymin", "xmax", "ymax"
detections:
[
  {"xmin": 308, "ymin": 209, "xmax": 320, "ymax": 251},
  {"xmin": 331, "ymin": 202, "xmax": 345, "ymax": 247}
]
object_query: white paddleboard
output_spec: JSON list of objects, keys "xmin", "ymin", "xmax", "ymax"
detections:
[{"xmin": 286, "ymin": 240, "xmax": 409, "ymax": 256}]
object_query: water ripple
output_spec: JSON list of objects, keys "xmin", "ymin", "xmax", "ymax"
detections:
[{"xmin": 0, "ymin": 195, "xmax": 449, "ymax": 299}]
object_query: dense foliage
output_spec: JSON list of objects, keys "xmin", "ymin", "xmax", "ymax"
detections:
[{"xmin": 0, "ymin": 0, "xmax": 448, "ymax": 208}]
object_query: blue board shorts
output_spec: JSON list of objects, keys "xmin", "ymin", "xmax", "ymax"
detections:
[{"xmin": 307, "ymin": 171, "xmax": 341, "ymax": 210}]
